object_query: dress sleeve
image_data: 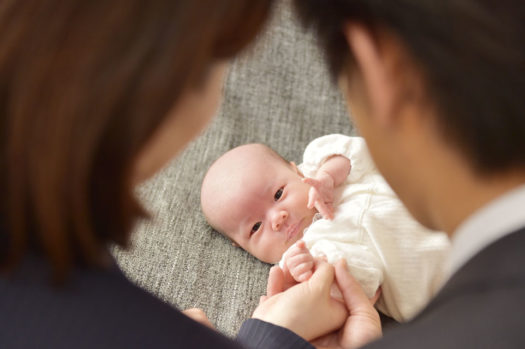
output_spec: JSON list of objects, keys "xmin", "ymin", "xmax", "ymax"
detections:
[
  {"xmin": 305, "ymin": 233, "xmax": 384, "ymax": 299},
  {"xmin": 236, "ymin": 319, "xmax": 314, "ymax": 349},
  {"xmin": 299, "ymin": 134, "xmax": 374, "ymax": 182}
]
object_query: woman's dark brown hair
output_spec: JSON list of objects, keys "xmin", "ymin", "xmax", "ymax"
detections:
[
  {"xmin": 0, "ymin": 0, "xmax": 274, "ymax": 280},
  {"xmin": 294, "ymin": 0, "xmax": 525, "ymax": 174}
]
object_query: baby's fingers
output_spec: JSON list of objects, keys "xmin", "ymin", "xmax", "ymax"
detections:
[
  {"xmin": 290, "ymin": 261, "xmax": 315, "ymax": 282},
  {"xmin": 295, "ymin": 240, "xmax": 308, "ymax": 251},
  {"xmin": 314, "ymin": 200, "xmax": 334, "ymax": 220},
  {"xmin": 287, "ymin": 252, "xmax": 314, "ymax": 268},
  {"xmin": 307, "ymin": 188, "xmax": 319, "ymax": 209},
  {"xmin": 302, "ymin": 177, "xmax": 320, "ymax": 188},
  {"xmin": 296, "ymin": 269, "xmax": 313, "ymax": 282},
  {"xmin": 286, "ymin": 241, "xmax": 308, "ymax": 259}
]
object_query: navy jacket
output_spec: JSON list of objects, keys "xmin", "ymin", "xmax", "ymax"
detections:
[
  {"xmin": 0, "ymin": 253, "xmax": 312, "ymax": 349},
  {"xmin": 365, "ymin": 227, "xmax": 525, "ymax": 349}
]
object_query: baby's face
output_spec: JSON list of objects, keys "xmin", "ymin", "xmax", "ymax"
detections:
[{"xmin": 203, "ymin": 146, "xmax": 317, "ymax": 263}]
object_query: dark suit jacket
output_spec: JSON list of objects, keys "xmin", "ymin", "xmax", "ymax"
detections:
[
  {"xmin": 365, "ymin": 227, "xmax": 525, "ymax": 349},
  {"xmin": 0, "ymin": 253, "xmax": 312, "ymax": 349}
]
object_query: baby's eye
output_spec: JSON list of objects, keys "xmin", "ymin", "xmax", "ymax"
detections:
[
  {"xmin": 274, "ymin": 187, "xmax": 284, "ymax": 201},
  {"xmin": 250, "ymin": 222, "xmax": 262, "ymax": 236}
]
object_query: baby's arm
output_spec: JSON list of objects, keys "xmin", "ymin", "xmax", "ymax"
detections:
[
  {"xmin": 283, "ymin": 241, "xmax": 315, "ymax": 282},
  {"xmin": 303, "ymin": 155, "xmax": 351, "ymax": 219},
  {"xmin": 317, "ymin": 154, "xmax": 351, "ymax": 187},
  {"xmin": 283, "ymin": 240, "xmax": 382, "ymax": 304}
]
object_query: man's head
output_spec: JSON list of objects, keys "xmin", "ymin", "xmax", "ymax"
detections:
[
  {"xmin": 294, "ymin": 0, "xmax": 525, "ymax": 232},
  {"xmin": 201, "ymin": 144, "xmax": 317, "ymax": 263}
]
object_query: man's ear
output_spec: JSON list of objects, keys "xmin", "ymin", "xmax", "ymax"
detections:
[
  {"xmin": 342, "ymin": 23, "xmax": 397, "ymax": 126},
  {"xmin": 290, "ymin": 161, "xmax": 305, "ymax": 177}
]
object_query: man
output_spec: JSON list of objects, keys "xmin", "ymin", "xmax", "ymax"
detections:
[{"xmin": 280, "ymin": 1, "xmax": 525, "ymax": 347}]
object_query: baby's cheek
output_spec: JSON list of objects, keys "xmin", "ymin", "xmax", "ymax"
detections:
[
  {"xmin": 266, "ymin": 245, "xmax": 287, "ymax": 264},
  {"xmin": 301, "ymin": 184, "xmax": 311, "ymax": 200}
]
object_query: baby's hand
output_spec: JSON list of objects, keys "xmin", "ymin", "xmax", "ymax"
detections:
[
  {"xmin": 284, "ymin": 240, "xmax": 315, "ymax": 282},
  {"xmin": 303, "ymin": 172, "xmax": 335, "ymax": 220}
]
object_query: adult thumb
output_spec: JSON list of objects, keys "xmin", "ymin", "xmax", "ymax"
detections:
[
  {"xmin": 266, "ymin": 265, "xmax": 284, "ymax": 297},
  {"xmin": 334, "ymin": 259, "xmax": 376, "ymax": 312},
  {"xmin": 308, "ymin": 259, "xmax": 335, "ymax": 294}
]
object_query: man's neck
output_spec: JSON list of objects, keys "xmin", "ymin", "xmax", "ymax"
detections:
[
  {"xmin": 427, "ymin": 160, "xmax": 525, "ymax": 237},
  {"xmin": 401, "ymin": 111, "xmax": 525, "ymax": 237}
]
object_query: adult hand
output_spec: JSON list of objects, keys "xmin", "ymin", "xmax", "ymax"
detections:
[
  {"xmin": 253, "ymin": 260, "xmax": 349, "ymax": 341},
  {"xmin": 311, "ymin": 259, "xmax": 382, "ymax": 349},
  {"xmin": 183, "ymin": 308, "xmax": 215, "ymax": 329}
]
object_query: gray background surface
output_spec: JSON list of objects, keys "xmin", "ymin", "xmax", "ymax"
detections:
[{"xmin": 112, "ymin": 0, "xmax": 355, "ymax": 337}]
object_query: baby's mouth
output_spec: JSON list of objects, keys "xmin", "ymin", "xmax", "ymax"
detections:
[{"xmin": 285, "ymin": 218, "xmax": 303, "ymax": 242}]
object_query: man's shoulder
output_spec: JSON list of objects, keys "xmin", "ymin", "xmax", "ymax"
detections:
[
  {"xmin": 364, "ymin": 228, "xmax": 525, "ymax": 349},
  {"xmin": 368, "ymin": 283, "xmax": 525, "ymax": 348}
]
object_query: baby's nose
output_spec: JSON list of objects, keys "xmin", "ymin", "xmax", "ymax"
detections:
[{"xmin": 271, "ymin": 210, "xmax": 288, "ymax": 231}]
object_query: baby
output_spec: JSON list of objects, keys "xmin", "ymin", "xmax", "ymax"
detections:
[{"xmin": 201, "ymin": 134, "xmax": 450, "ymax": 321}]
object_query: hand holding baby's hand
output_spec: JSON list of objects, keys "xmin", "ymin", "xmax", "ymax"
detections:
[
  {"xmin": 285, "ymin": 240, "xmax": 315, "ymax": 282},
  {"xmin": 183, "ymin": 308, "xmax": 215, "ymax": 329},
  {"xmin": 303, "ymin": 171, "xmax": 335, "ymax": 220}
]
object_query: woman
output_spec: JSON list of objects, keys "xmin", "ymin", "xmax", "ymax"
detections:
[{"xmin": 0, "ymin": 1, "xmax": 377, "ymax": 348}]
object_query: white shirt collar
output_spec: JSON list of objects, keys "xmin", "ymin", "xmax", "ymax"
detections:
[{"xmin": 444, "ymin": 184, "xmax": 525, "ymax": 280}]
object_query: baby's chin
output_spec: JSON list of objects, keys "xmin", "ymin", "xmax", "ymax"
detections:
[
  {"xmin": 257, "ymin": 233, "xmax": 306, "ymax": 264},
  {"xmin": 291, "ymin": 231, "xmax": 304, "ymax": 245},
  {"xmin": 274, "ymin": 233, "xmax": 304, "ymax": 262}
]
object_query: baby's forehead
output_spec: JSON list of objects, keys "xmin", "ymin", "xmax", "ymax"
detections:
[
  {"xmin": 202, "ymin": 144, "xmax": 289, "ymax": 225},
  {"xmin": 207, "ymin": 179, "xmax": 258, "ymax": 239},
  {"xmin": 214, "ymin": 144, "xmax": 285, "ymax": 176},
  {"xmin": 229, "ymin": 143, "xmax": 281, "ymax": 162}
]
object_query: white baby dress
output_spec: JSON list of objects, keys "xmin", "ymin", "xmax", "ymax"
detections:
[{"xmin": 281, "ymin": 134, "xmax": 450, "ymax": 321}]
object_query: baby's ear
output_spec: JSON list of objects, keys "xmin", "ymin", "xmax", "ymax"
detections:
[{"xmin": 290, "ymin": 161, "xmax": 305, "ymax": 177}]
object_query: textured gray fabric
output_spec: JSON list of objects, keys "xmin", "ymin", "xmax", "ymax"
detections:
[{"xmin": 112, "ymin": 0, "xmax": 354, "ymax": 337}]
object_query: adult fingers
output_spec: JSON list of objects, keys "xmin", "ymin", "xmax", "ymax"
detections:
[
  {"xmin": 308, "ymin": 259, "xmax": 336, "ymax": 295},
  {"xmin": 334, "ymin": 259, "xmax": 382, "ymax": 348},
  {"xmin": 266, "ymin": 265, "xmax": 284, "ymax": 297},
  {"xmin": 334, "ymin": 259, "xmax": 376, "ymax": 312},
  {"xmin": 183, "ymin": 308, "xmax": 215, "ymax": 329},
  {"xmin": 370, "ymin": 287, "xmax": 382, "ymax": 305}
]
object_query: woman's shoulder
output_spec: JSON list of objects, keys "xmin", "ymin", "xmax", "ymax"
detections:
[{"xmin": 0, "ymin": 254, "xmax": 238, "ymax": 348}]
